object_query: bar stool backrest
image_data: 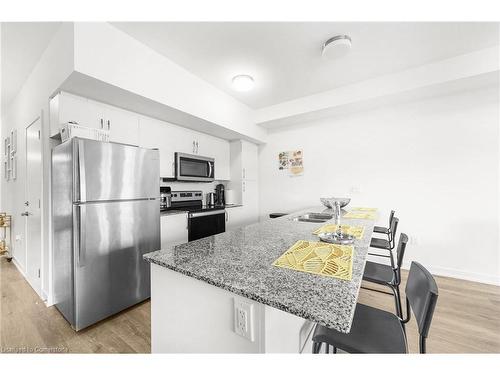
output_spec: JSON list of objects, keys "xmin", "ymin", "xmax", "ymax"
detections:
[
  {"xmin": 394, "ymin": 233, "xmax": 408, "ymax": 283},
  {"xmin": 388, "ymin": 210, "xmax": 395, "ymax": 227},
  {"xmin": 389, "ymin": 217, "xmax": 399, "ymax": 248},
  {"xmin": 396, "ymin": 233, "xmax": 408, "ymax": 269},
  {"xmin": 405, "ymin": 262, "xmax": 439, "ymax": 352}
]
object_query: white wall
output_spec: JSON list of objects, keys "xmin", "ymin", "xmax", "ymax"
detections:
[
  {"xmin": 0, "ymin": 23, "xmax": 74, "ymax": 300},
  {"xmin": 258, "ymin": 85, "xmax": 500, "ymax": 285}
]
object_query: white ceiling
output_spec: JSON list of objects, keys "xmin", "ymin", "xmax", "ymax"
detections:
[
  {"xmin": 112, "ymin": 22, "xmax": 499, "ymax": 109},
  {"xmin": 1, "ymin": 22, "xmax": 61, "ymax": 112},
  {"xmin": 1, "ymin": 22, "xmax": 498, "ymax": 114}
]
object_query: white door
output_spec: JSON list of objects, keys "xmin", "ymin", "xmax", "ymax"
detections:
[{"xmin": 25, "ymin": 118, "xmax": 42, "ymax": 294}]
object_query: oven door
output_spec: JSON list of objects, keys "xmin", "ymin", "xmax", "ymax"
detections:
[
  {"xmin": 175, "ymin": 152, "xmax": 215, "ymax": 182},
  {"xmin": 188, "ymin": 210, "xmax": 226, "ymax": 241}
]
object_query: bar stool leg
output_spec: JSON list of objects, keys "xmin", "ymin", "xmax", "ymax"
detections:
[{"xmin": 312, "ymin": 341, "xmax": 322, "ymax": 354}]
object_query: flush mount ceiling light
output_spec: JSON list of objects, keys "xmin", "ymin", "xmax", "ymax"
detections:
[
  {"xmin": 322, "ymin": 35, "xmax": 352, "ymax": 59},
  {"xmin": 232, "ymin": 74, "xmax": 255, "ymax": 92}
]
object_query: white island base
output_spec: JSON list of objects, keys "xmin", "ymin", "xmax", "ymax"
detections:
[{"xmin": 151, "ymin": 263, "xmax": 316, "ymax": 353}]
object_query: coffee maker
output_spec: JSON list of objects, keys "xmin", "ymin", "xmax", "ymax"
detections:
[
  {"xmin": 160, "ymin": 186, "xmax": 172, "ymax": 211},
  {"xmin": 215, "ymin": 184, "xmax": 225, "ymax": 206}
]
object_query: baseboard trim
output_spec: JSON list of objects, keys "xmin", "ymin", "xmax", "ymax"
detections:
[
  {"xmin": 402, "ymin": 262, "xmax": 500, "ymax": 286},
  {"xmin": 11, "ymin": 257, "xmax": 27, "ymax": 278},
  {"xmin": 9, "ymin": 256, "xmax": 48, "ymax": 299}
]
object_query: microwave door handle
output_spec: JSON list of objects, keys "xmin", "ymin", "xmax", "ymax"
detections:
[{"xmin": 208, "ymin": 161, "xmax": 213, "ymax": 178}]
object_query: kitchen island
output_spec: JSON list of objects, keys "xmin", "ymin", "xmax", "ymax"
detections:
[{"xmin": 144, "ymin": 206, "xmax": 378, "ymax": 353}]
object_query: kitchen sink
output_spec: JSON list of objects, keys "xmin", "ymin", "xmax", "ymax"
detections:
[{"xmin": 291, "ymin": 212, "xmax": 333, "ymax": 223}]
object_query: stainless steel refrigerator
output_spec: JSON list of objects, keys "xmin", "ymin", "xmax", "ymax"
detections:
[{"xmin": 52, "ymin": 138, "xmax": 160, "ymax": 331}]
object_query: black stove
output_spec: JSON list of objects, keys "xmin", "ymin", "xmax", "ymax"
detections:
[{"xmin": 165, "ymin": 190, "xmax": 226, "ymax": 241}]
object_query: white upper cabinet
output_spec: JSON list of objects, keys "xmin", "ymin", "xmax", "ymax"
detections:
[
  {"xmin": 50, "ymin": 92, "xmax": 94, "ymax": 136},
  {"xmin": 241, "ymin": 141, "xmax": 258, "ymax": 181},
  {"xmin": 103, "ymin": 105, "xmax": 140, "ymax": 146},
  {"xmin": 51, "ymin": 92, "xmax": 230, "ymax": 180},
  {"xmin": 85, "ymin": 99, "xmax": 107, "ymax": 130},
  {"xmin": 195, "ymin": 133, "xmax": 230, "ymax": 180},
  {"xmin": 230, "ymin": 140, "xmax": 259, "ymax": 181},
  {"xmin": 228, "ymin": 139, "xmax": 259, "ymax": 224},
  {"xmin": 138, "ymin": 117, "xmax": 230, "ymax": 180},
  {"xmin": 139, "ymin": 116, "xmax": 178, "ymax": 178},
  {"xmin": 51, "ymin": 92, "xmax": 139, "ymax": 146}
]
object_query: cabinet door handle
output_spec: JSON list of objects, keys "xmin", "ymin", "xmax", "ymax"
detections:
[
  {"xmin": 196, "ymin": 141, "xmax": 199, "ymax": 154},
  {"xmin": 242, "ymin": 181, "xmax": 245, "ymax": 192},
  {"xmin": 225, "ymin": 209, "xmax": 228, "ymax": 222},
  {"xmin": 107, "ymin": 120, "xmax": 110, "ymax": 130},
  {"xmin": 100, "ymin": 118, "xmax": 104, "ymax": 129},
  {"xmin": 192, "ymin": 141, "xmax": 195, "ymax": 154}
]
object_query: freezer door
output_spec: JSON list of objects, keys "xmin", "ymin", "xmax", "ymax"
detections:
[
  {"xmin": 73, "ymin": 199, "xmax": 159, "ymax": 331},
  {"xmin": 74, "ymin": 138, "xmax": 159, "ymax": 202}
]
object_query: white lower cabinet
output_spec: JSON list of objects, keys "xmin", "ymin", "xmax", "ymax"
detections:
[
  {"xmin": 226, "ymin": 206, "xmax": 258, "ymax": 230},
  {"xmin": 160, "ymin": 213, "xmax": 188, "ymax": 249}
]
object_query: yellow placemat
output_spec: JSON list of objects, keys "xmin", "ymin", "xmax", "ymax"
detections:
[
  {"xmin": 350, "ymin": 207, "xmax": 377, "ymax": 212},
  {"xmin": 273, "ymin": 240, "xmax": 353, "ymax": 281},
  {"xmin": 312, "ymin": 224, "xmax": 365, "ymax": 239},
  {"xmin": 344, "ymin": 211, "xmax": 376, "ymax": 220}
]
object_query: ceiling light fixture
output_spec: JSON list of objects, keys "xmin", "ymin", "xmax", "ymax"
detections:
[
  {"xmin": 322, "ymin": 35, "xmax": 352, "ymax": 59},
  {"xmin": 232, "ymin": 74, "xmax": 255, "ymax": 92}
]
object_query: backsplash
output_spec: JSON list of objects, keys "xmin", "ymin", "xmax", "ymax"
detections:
[{"xmin": 160, "ymin": 180, "xmax": 227, "ymax": 196}]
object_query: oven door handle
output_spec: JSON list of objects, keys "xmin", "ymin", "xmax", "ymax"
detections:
[{"xmin": 189, "ymin": 209, "xmax": 225, "ymax": 219}]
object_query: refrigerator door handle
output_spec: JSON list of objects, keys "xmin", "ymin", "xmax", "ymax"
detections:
[
  {"xmin": 74, "ymin": 205, "xmax": 87, "ymax": 267},
  {"xmin": 78, "ymin": 139, "xmax": 87, "ymax": 203}
]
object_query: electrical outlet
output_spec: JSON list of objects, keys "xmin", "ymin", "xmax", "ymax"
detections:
[
  {"xmin": 234, "ymin": 298, "xmax": 254, "ymax": 341},
  {"xmin": 350, "ymin": 186, "xmax": 361, "ymax": 194},
  {"xmin": 409, "ymin": 235, "xmax": 419, "ymax": 246}
]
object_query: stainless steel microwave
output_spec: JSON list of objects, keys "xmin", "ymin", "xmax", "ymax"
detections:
[{"xmin": 175, "ymin": 152, "xmax": 215, "ymax": 182}]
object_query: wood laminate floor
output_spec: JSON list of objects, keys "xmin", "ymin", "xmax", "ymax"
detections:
[{"xmin": 1, "ymin": 258, "xmax": 499, "ymax": 353}]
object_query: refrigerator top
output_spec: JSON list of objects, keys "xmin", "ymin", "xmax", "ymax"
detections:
[{"xmin": 67, "ymin": 138, "xmax": 160, "ymax": 203}]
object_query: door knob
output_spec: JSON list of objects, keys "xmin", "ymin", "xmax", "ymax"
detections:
[{"xmin": 21, "ymin": 211, "xmax": 30, "ymax": 216}]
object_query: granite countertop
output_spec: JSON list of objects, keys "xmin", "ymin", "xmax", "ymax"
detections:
[{"xmin": 145, "ymin": 206, "xmax": 377, "ymax": 333}]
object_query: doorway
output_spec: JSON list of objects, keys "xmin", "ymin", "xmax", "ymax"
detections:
[{"xmin": 25, "ymin": 117, "xmax": 42, "ymax": 294}]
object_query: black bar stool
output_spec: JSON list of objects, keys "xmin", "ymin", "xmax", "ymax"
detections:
[
  {"xmin": 363, "ymin": 233, "xmax": 408, "ymax": 318},
  {"xmin": 369, "ymin": 217, "xmax": 399, "ymax": 268},
  {"xmin": 312, "ymin": 261, "xmax": 439, "ymax": 354},
  {"xmin": 373, "ymin": 210, "xmax": 395, "ymax": 237}
]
